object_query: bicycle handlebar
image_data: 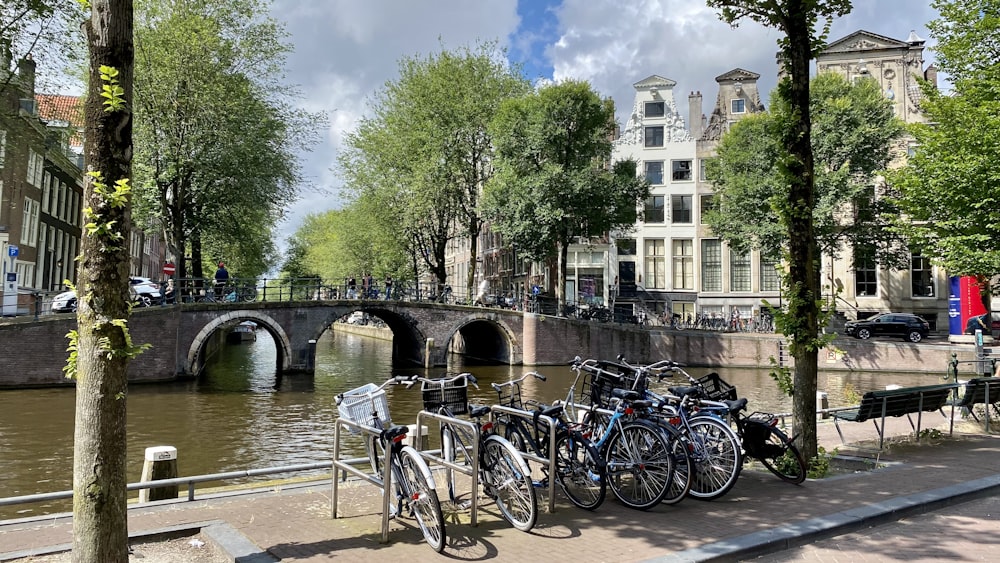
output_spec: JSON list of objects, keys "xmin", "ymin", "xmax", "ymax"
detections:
[
  {"xmin": 490, "ymin": 371, "xmax": 545, "ymax": 392},
  {"xmin": 411, "ymin": 372, "xmax": 480, "ymax": 390}
]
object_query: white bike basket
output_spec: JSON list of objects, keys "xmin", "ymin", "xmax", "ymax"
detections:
[{"xmin": 338, "ymin": 382, "xmax": 391, "ymax": 434}]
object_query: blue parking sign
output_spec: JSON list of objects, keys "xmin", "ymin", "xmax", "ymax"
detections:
[{"xmin": 8, "ymin": 245, "xmax": 18, "ymax": 257}]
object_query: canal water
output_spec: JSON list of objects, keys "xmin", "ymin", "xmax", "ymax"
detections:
[{"xmin": 0, "ymin": 329, "xmax": 949, "ymax": 519}]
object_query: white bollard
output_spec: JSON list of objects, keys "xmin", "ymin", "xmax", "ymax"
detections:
[
  {"xmin": 816, "ymin": 391, "xmax": 830, "ymax": 419},
  {"xmin": 404, "ymin": 425, "xmax": 429, "ymax": 450},
  {"xmin": 139, "ymin": 446, "xmax": 178, "ymax": 502}
]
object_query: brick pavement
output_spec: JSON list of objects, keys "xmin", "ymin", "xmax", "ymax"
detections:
[{"xmin": 1, "ymin": 416, "xmax": 998, "ymax": 562}]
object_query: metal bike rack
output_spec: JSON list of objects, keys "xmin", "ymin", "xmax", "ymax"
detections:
[
  {"xmin": 489, "ymin": 404, "xmax": 559, "ymax": 513},
  {"xmin": 414, "ymin": 410, "xmax": 482, "ymax": 526},
  {"xmin": 331, "ymin": 418, "xmax": 396, "ymax": 544}
]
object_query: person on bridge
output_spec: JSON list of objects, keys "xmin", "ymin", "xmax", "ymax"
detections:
[
  {"xmin": 384, "ymin": 275, "xmax": 392, "ymax": 300},
  {"xmin": 214, "ymin": 263, "xmax": 229, "ymax": 294}
]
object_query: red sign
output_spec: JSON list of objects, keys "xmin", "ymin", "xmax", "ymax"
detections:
[{"xmin": 163, "ymin": 262, "xmax": 176, "ymax": 276}]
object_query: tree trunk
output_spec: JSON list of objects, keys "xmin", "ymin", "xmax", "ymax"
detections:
[
  {"xmin": 782, "ymin": 4, "xmax": 820, "ymax": 463},
  {"xmin": 73, "ymin": 2, "xmax": 135, "ymax": 562}
]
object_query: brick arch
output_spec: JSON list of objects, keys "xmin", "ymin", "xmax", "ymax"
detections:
[
  {"xmin": 443, "ymin": 313, "xmax": 522, "ymax": 365},
  {"xmin": 313, "ymin": 305, "xmax": 429, "ymax": 367},
  {"xmin": 185, "ymin": 310, "xmax": 293, "ymax": 375}
]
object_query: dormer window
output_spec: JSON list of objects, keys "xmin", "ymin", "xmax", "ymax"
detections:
[
  {"xmin": 645, "ymin": 101, "xmax": 665, "ymax": 117},
  {"xmin": 731, "ymin": 99, "xmax": 745, "ymax": 114}
]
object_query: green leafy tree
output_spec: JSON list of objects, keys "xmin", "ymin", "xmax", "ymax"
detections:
[
  {"xmin": 131, "ymin": 0, "xmax": 320, "ymax": 280},
  {"xmin": 707, "ymin": 0, "xmax": 853, "ymax": 462},
  {"xmin": 72, "ymin": 1, "xmax": 136, "ymax": 560},
  {"xmin": 888, "ymin": 0, "xmax": 1000, "ymax": 312},
  {"xmin": 0, "ymin": 0, "xmax": 82, "ymax": 96},
  {"xmin": 483, "ymin": 79, "xmax": 649, "ymax": 312},
  {"xmin": 338, "ymin": 42, "xmax": 530, "ymax": 297},
  {"xmin": 707, "ymin": 72, "xmax": 905, "ymax": 265}
]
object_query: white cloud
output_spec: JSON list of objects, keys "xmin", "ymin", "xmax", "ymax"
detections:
[{"xmin": 269, "ymin": 0, "xmax": 944, "ymax": 262}]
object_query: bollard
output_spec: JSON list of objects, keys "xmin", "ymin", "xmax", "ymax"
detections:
[
  {"xmin": 404, "ymin": 424, "xmax": 429, "ymax": 450},
  {"xmin": 424, "ymin": 338, "xmax": 434, "ymax": 369},
  {"xmin": 816, "ymin": 391, "xmax": 829, "ymax": 419},
  {"xmin": 139, "ymin": 446, "xmax": 179, "ymax": 502}
]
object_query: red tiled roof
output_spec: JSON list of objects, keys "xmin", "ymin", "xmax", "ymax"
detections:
[{"xmin": 35, "ymin": 94, "xmax": 84, "ymax": 126}]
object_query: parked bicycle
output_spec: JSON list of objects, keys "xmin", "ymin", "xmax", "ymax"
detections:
[
  {"xmin": 416, "ymin": 373, "xmax": 538, "ymax": 532},
  {"xmin": 335, "ymin": 376, "xmax": 446, "ymax": 553},
  {"xmin": 663, "ymin": 365, "xmax": 806, "ymax": 484},
  {"xmin": 490, "ymin": 372, "xmax": 607, "ymax": 511}
]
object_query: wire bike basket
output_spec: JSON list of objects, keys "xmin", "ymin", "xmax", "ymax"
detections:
[
  {"xmin": 420, "ymin": 377, "xmax": 470, "ymax": 415},
  {"xmin": 580, "ymin": 361, "xmax": 643, "ymax": 407},
  {"xmin": 337, "ymin": 382, "xmax": 391, "ymax": 434},
  {"xmin": 696, "ymin": 372, "xmax": 738, "ymax": 402}
]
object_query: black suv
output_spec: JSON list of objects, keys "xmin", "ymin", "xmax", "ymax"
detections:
[{"xmin": 844, "ymin": 313, "xmax": 930, "ymax": 343}]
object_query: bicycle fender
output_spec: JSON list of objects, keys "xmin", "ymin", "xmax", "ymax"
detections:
[
  {"xmin": 400, "ymin": 445, "xmax": 438, "ymax": 488},
  {"xmin": 485, "ymin": 435, "xmax": 531, "ymax": 475}
]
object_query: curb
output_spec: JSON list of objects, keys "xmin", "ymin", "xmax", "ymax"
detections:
[{"xmin": 646, "ymin": 473, "xmax": 1000, "ymax": 563}]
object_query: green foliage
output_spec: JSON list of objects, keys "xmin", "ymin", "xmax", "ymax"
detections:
[
  {"xmin": 768, "ymin": 357, "xmax": 794, "ymax": 397},
  {"xmin": 98, "ymin": 65, "xmax": 126, "ymax": 112},
  {"xmin": 887, "ymin": 1, "xmax": 1000, "ymax": 307},
  {"xmin": 706, "ymin": 72, "xmax": 904, "ymax": 263},
  {"xmin": 0, "ymin": 1, "xmax": 84, "ymax": 96},
  {"xmin": 483, "ymin": 80, "xmax": 649, "ymax": 305},
  {"xmin": 706, "ymin": 0, "xmax": 853, "ymax": 57},
  {"xmin": 807, "ymin": 445, "xmax": 837, "ymax": 479},
  {"xmin": 841, "ymin": 382, "xmax": 862, "ymax": 405},
  {"xmin": 63, "ymin": 329, "xmax": 80, "ymax": 379}
]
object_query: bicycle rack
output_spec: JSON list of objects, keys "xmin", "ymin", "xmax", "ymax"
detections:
[
  {"xmin": 489, "ymin": 404, "xmax": 559, "ymax": 514},
  {"xmin": 331, "ymin": 417, "xmax": 397, "ymax": 544},
  {"xmin": 414, "ymin": 410, "xmax": 482, "ymax": 526}
]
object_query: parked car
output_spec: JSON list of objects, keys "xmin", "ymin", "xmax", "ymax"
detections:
[
  {"xmin": 50, "ymin": 278, "xmax": 162, "ymax": 313},
  {"xmin": 51, "ymin": 290, "xmax": 77, "ymax": 313},
  {"xmin": 844, "ymin": 313, "xmax": 930, "ymax": 343}
]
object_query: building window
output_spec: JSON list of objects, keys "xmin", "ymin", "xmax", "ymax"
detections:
[
  {"xmin": 702, "ymin": 239, "xmax": 722, "ymax": 292},
  {"xmin": 672, "ymin": 159, "xmax": 692, "ymax": 181},
  {"xmin": 700, "ymin": 194, "xmax": 715, "ymax": 224},
  {"xmin": 20, "ymin": 198, "xmax": 39, "ymax": 247},
  {"xmin": 731, "ymin": 249, "xmax": 751, "ymax": 292},
  {"xmin": 644, "ymin": 239, "xmax": 666, "ymax": 289},
  {"xmin": 644, "ymin": 196, "xmax": 664, "ymax": 223},
  {"xmin": 731, "ymin": 98, "xmax": 746, "ymax": 114},
  {"xmin": 760, "ymin": 255, "xmax": 781, "ymax": 292},
  {"xmin": 699, "ymin": 158, "xmax": 709, "ymax": 181},
  {"xmin": 911, "ymin": 252, "xmax": 935, "ymax": 297},
  {"xmin": 644, "ymin": 161, "xmax": 663, "ymax": 184},
  {"xmin": 617, "ymin": 238, "xmax": 636, "ymax": 255},
  {"xmin": 672, "ymin": 239, "xmax": 694, "ymax": 290},
  {"xmin": 645, "ymin": 101, "xmax": 665, "ymax": 117},
  {"xmin": 644, "ymin": 126, "xmax": 664, "ymax": 147},
  {"xmin": 671, "ymin": 195, "xmax": 692, "ymax": 223},
  {"xmin": 854, "ymin": 246, "xmax": 878, "ymax": 297}
]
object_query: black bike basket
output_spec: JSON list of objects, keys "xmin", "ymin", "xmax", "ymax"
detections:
[
  {"xmin": 582, "ymin": 361, "xmax": 643, "ymax": 407},
  {"xmin": 421, "ymin": 378, "xmax": 469, "ymax": 415},
  {"xmin": 697, "ymin": 372, "xmax": 738, "ymax": 401}
]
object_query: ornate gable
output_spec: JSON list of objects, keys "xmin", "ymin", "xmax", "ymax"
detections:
[
  {"xmin": 823, "ymin": 30, "xmax": 909, "ymax": 54},
  {"xmin": 714, "ymin": 68, "xmax": 760, "ymax": 83},
  {"xmin": 632, "ymin": 75, "xmax": 677, "ymax": 90}
]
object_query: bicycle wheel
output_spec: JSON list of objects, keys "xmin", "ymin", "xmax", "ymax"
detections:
[
  {"xmin": 482, "ymin": 435, "xmax": 537, "ymax": 532},
  {"xmin": 754, "ymin": 425, "xmax": 807, "ymax": 484},
  {"xmin": 504, "ymin": 423, "xmax": 530, "ymax": 455},
  {"xmin": 603, "ymin": 420, "xmax": 674, "ymax": 510},
  {"xmin": 653, "ymin": 421, "xmax": 691, "ymax": 505},
  {"xmin": 398, "ymin": 447, "xmax": 446, "ymax": 553},
  {"xmin": 554, "ymin": 431, "xmax": 606, "ymax": 510},
  {"xmin": 440, "ymin": 425, "xmax": 468, "ymax": 504},
  {"xmin": 241, "ymin": 286, "xmax": 258, "ymax": 303},
  {"xmin": 685, "ymin": 417, "xmax": 742, "ymax": 501}
]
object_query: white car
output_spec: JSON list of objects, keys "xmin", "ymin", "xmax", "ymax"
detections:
[
  {"xmin": 50, "ymin": 278, "xmax": 162, "ymax": 312},
  {"xmin": 51, "ymin": 290, "xmax": 77, "ymax": 313}
]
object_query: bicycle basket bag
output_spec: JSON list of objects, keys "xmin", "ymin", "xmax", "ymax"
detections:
[
  {"xmin": 742, "ymin": 421, "xmax": 776, "ymax": 458},
  {"xmin": 421, "ymin": 377, "xmax": 469, "ymax": 415}
]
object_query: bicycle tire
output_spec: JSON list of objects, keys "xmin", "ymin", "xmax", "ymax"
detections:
[
  {"xmin": 367, "ymin": 435, "xmax": 386, "ymax": 477},
  {"xmin": 482, "ymin": 435, "xmax": 538, "ymax": 532},
  {"xmin": 241, "ymin": 287, "xmax": 258, "ymax": 303},
  {"xmin": 652, "ymin": 421, "xmax": 692, "ymax": 505},
  {"xmin": 603, "ymin": 420, "xmax": 674, "ymax": 510},
  {"xmin": 554, "ymin": 431, "xmax": 606, "ymax": 510},
  {"xmin": 504, "ymin": 423, "xmax": 531, "ymax": 455},
  {"xmin": 685, "ymin": 416, "xmax": 742, "ymax": 501},
  {"xmin": 754, "ymin": 425, "xmax": 807, "ymax": 484},
  {"xmin": 398, "ymin": 446, "xmax": 447, "ymax": 553}
]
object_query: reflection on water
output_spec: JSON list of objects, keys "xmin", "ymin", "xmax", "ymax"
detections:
[{"xmin": 0, "ymin": 329, "xmax": 952, "ymax": 519}]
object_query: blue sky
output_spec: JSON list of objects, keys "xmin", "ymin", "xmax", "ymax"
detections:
[{"xmin": 268, "ymin": 0, "xmax": 943, "ymax": 257}]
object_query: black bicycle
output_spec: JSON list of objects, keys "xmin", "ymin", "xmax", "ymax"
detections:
[
  {"xmin": 416, "ymin": 373, "xmax": 538, "ymax": 532},
  {"xmin": 491, "ymin": 372, "xmax": 607, "ymax": 510}
]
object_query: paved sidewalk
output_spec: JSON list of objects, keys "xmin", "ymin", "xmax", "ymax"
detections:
[{"xmin": 1, "ymin": 417, "xmax": 998, "ymax": 562}]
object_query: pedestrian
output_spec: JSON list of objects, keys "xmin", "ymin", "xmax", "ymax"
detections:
[
  {"xmin": 474, "ymin": 278, "xmax": 489, "ymax": 306},
  {"xmin": 214, "ymin": 262, "xmax": 229, "ymax": 294},
  {"xmin": 364, "ymin": 273, "xmax": 374, "ymax": 298},
  {"xmin": 347, "ymin": 276, "xmax": 357, "ymax": 299},
  {"xmin": 384, "ymin": 275, "xmax": 392, "ymax": 300}
]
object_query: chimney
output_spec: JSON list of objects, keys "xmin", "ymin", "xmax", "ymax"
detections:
[
  {"xmin": 924, "ymin": 65, "xmax": 938, "ymax": 89},
  {"xmin": 18, "ymin": 54, "xmax": 36, "ymax": 96},
  {"xmin": 689, "ymin": 91, "xmax": 703, "ymax": 140}
]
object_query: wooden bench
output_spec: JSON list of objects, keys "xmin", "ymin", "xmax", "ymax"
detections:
[
  {"xmin": 832, "ymin": 383, "xmax": 958, "ymax": 449},
  {"xmin": 955, "ymin": 377, "xmax": 1000, "ymax": 430}
]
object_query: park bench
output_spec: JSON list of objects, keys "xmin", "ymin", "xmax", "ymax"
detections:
[
  {"xmin": 832, "ymin": 383, "xmax": 959, "ymax": 449},
  {"xmin": 955, "ymin": 377, "xmax": 1000, "ymax": 430}
]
